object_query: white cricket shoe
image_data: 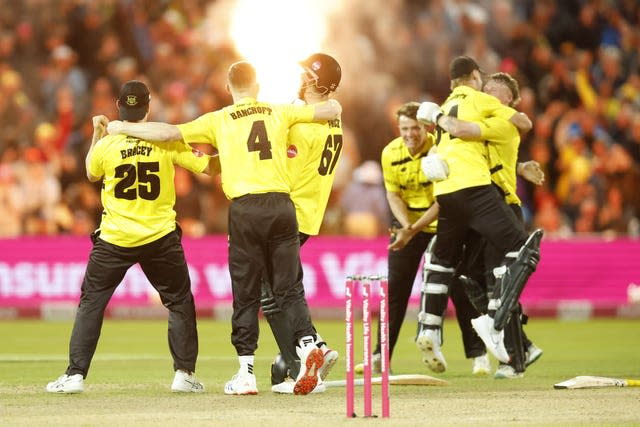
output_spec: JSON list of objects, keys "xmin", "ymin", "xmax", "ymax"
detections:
[
  {"xmin": 224, "ymin": 371, "xmax": 258, "ymax": 395},
  {"xmin": 272, "ymin": 378, "xmax": 326, "ymax": 394},
  {"xmin": 416, "ymin": 328, "xmax": 447, "ymax": 373},
  {"xmin": 471, "ymin": 314, "xmax": 510, "ymax": 363},
  {"xmin": 171, "ymin": 370, "xmax": 205, "ymax": 393},
  {"xmin": 293, "ymin": 337, "xmax": 324, "ymax": 395},
  {"xmin": 472, "ymin": 353, "xmax": 491, "ymax": 376},
  {"xmin": 354, "ymin": 352, "xmax": 381, "ymax": 375},
  {"xmin": 46, "ymin": 374, "xmax": 84, "ymax": 394},
  {"xmin": 525, "ymin": 344, "xmax": 543, "ymax": 367},
  {"xmin": 318, "ymin": 348, "xmax": 339, "ymax": 381},
  {"xmin": 494, "ymin": 364, "xmax": 524, "ymax": 379}
]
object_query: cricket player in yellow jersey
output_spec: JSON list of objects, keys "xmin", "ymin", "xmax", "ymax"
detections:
[
  {"xmin": 350, "ymin": 102, "xmax": 486, "ymax": 377},
  {"xmin": 107, "ymin": 61, "xmax": 342, "ymax": 396},
  {"xmin": 423, "ymin": 72, "xmax": 545, "ymax": 378},
  {"xmin": 266, "ymin": 53, "xmax": 342, "ymax": 393},
  {"xmin": 415, "ymin": 56, "xmax": 543, "ymax": 364},
  {"xmin": 47, "ymin": 80, "xmax": 216, "ymax": 394}
]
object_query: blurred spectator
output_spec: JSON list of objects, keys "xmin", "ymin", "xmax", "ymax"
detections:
[
  {"xmin": 0, "ymin": 0, "xmax": 638, "ymax": 238},
  {"xmin": 40, "ymin": 44, "xmax": 88, "ymax": 119},
  {"xmin": 0, "ymin": 145, "xmax": 24, "ymax": 236},
  {"xmin": 0, "ymin": 68, "xmax": 37, "ymax": 147},
  {"xmin": 17, "ymin": 147, "xmax": 61, "ymax": 235},
  {"xmin": 174, "ymin": 166, "xmax": 206, "ymax": 238},
  {"xmin": 339, "ymin": 161, "xmax": 390, "ymax": 238}
]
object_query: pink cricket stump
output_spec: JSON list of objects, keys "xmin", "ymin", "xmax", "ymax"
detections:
[
  {"xmin": 345, "ymin": 277, "xmax": 355, "ymax": 418},
  {"xmin": 362, "ymin": 279, "xmax": 372, "ymax": 417},
  {"xmin": 379, "ymin": 278, "xmax": 390, "ymax": 418}
]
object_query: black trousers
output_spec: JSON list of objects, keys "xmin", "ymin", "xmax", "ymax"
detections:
[
  {"xmin": 459, "ymin": 201, "xmax": 533, "ymax": 351},
  {"xmin": 229, "ymin": 192, "xmax": 315, "ymax": 356},
  {"xmin": 373, "ymin": 230, "xmax": 484, "ymax": 360},
  {"xmin": 67, "ymin": 227, "xmax": 198, "ymax": 378},
  {"xmin": 425, "ymin": 185, "xmax": 528, "ymax": 331},
  {"xmin": 434, "ymin": 185, "xmax": 527, "ymax": 269}
]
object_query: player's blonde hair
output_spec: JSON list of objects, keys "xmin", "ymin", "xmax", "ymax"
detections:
[
  {"xmin": 396, "ymin": 102, "xmax": 420, "ymax": 121},
  {"xmin": 487, "ymin": 72, "xmax": 521, "ymax": 107},
  {"xmin": 227, "ymin": 61, "xmax": 257, "ymax": 90}
]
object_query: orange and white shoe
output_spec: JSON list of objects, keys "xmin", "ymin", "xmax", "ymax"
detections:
[
  {"xmin": 293, "ymin": 337, "xmax": 324, "ymax": 395},
  {"xmin": 318, "ymin": 348, "xmax": 339, "ymax": 381}
]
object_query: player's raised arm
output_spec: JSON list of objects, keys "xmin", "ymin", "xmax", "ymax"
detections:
[
  {"xmin": 312, "ymin": 98, "xmax": 342, "ymax": 121},
  {"xmin": 510, "ymin": 112, "xmax": 532, "ymax": 132},
  {"xmin": 107, "ymin": 120, "xmax": 182, "ymax": 142},
  {"xmin": 86, "ymin": 114, "xmax": 108, "ymax": 182},
  {"xmin": 418, "ymin": 101, "xmax": 482, "ymax": 138}
]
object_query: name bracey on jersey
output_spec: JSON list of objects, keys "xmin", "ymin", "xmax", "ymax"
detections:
[
  {"xmin": 230, "ymin": 105, "xmax": 273, "ymax": 120},
  {"xmin": 120, "ymin": 145, "xmax": 153, "ymax": 159},
  {"xmin": 327, "ymin": 118, "xmax": 341, "ymax": 128}
]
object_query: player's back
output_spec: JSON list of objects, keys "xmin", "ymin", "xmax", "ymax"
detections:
[
  {"xmin": 193, "ymin": 98, "xmax": 315, "ymax": 200},
  {"xmin": 485, "ymin": 116, "xmax": 521, "ymax": 205},
  {"xmin": 435, "ymin": 86, "xmax": 512, "ymax": 196},
  {"xmin": 288, "ymin": 118, "xmax": 343, "ymax": 235},
  {"xmin": 90, "ymin": 134, "xmax": 204, "ymax": 247}
]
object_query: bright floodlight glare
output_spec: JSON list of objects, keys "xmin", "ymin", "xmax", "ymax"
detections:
[{"xmin": 230, "ymin": 0, "xmax": 328, "ymax": 103}]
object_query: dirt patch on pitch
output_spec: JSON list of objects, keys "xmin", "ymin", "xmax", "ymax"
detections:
[{"xmin": 3, "ymin": 386, "xmax": 639, "ymax": 426}]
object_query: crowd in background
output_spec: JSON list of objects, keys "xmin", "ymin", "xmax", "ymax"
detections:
[{"xmin": 0, "ymin": 0, "xmax": 639, "ymax": 239}]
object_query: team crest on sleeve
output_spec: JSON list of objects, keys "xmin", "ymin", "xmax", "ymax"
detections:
[{"xmin": 287, "ymin": 145, "xmax": 298, "ymax": 158}]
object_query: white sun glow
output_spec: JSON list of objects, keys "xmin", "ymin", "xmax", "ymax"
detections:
[{"xmin": 230, "ymin": 0, "xmax": 330, "ymax": 103}]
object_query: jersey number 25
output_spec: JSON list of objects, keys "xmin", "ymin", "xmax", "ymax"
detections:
[{"xmin": 114, "ymin": 162, "xmax": 160, "ymax": 200}]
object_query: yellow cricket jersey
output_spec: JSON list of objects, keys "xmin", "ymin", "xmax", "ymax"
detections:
[
  {"xmin": 88, "ymin": 134, "xmax": 209, "ymax": 247},
  {"xmin": 478, "ymin": 114, "xmax": 522, "ymax": 206},
  {"xmin": 288, "ymin": 117, "xmax": 343, "ymax": 235},
  {"xmin": 434, "ymin": 86, "xmax": 516, "ymax": 196},
  {"xmin": 176, "ymin": 97, "xmax": 315, "ymax": 200},
  {"xmin": 381, "ymin": 134, "xmax": 437, "ymax": 234}
]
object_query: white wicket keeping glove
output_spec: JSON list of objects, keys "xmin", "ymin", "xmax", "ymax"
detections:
[
  {"xmin": 417, "ymin": 102, "xmax": 443, "ymax": 125},
  {"xmin": 421, "ymin": 153, "xmax": 449, "ymax": 181}
]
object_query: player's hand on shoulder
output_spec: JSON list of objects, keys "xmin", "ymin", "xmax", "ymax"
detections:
[
  {"xmin": 327, "ymin": 98, "xmax": 342, "ymax": 117},
  {"xmin": 106, "ymin": 120, "xmax": 123, "ymax": 135},
  {"xmin": 417, "ymin": 102, "xmax": 442, "ymax": 125}
]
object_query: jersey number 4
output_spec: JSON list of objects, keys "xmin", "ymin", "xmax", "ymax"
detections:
[
  {"xmin": 317, "ymin": 134, "xmax": 343, "ymax": 176},
  {"xmin": 114, "ymin": 162, "xmax": 160, "ymax": 200},
  {"xmin": 247, "ymin": 120, "xmax": 272, "ymax": 160}
]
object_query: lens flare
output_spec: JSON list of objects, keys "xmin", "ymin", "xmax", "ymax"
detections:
[{"xmin": 230, "ymin": 0, "xmax": 332, "ymax": 102}]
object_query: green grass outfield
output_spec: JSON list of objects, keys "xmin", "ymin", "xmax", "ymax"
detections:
[{"xmin": 0, "ymin": 318, "xmax": 639, "ymax": 426}]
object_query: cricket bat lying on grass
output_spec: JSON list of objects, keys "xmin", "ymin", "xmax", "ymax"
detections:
[
  {"xmin": 325, "ymin": 374, "xmax": 449, "ymax": 388},
  {"xmin": 554, "ymin": 376, "xmax": 640, "ymax": 389}
]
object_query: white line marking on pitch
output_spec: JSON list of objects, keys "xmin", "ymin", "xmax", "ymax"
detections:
[
  {"xmin": 0, "ymin": 354, "xmax": 217, "ymax": 362},
  {"xmin": 0, "ymin": 354, "xmax": 277, "ymax": 362}
]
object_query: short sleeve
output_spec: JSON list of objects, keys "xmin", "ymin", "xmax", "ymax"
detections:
[
  {"xmin": 381, "ymin": 147, "xmax": 399, "ymax": 193},
  {"xmin": 171, "ymin": 141, "xmax": 210, "ymax": 173},
  {"xmin": 177, "ymin": 113, "xmax": 217, "ymax": 147},
  {"xmin": 477, "ymin": 116, "xmax": 514, "ymax": 144},
  {"xmin": 282, "ymin": 104, "xmax": 315, "ymax": 126}
]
